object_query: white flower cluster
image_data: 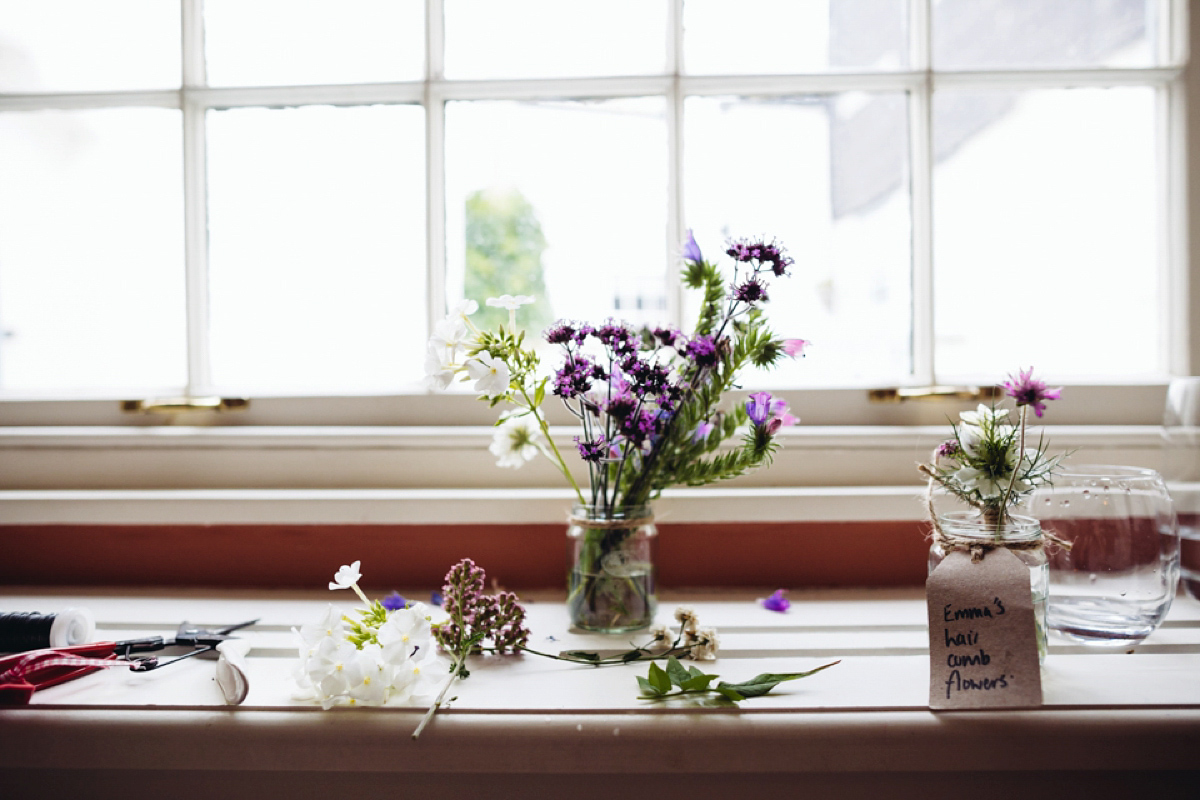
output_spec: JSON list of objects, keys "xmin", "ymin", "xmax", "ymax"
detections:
[
  {"xmin": 424, "ymin": 296, "xmax": 534, "ymax": 398},
  {"xmin": 424, "ymin": 296, "xmax": 546, "ymax": 470},
  {"xmin": 293, "ymin": 603, "xmax": 444, "ymax": 709},
  {"xmin": 648, "ymin": 606, "xmax": 720, "ymax": 661}
]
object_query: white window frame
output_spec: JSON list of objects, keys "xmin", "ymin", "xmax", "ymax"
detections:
[{"xmin": 0, "ymin": 0, "xmax": 1195, "ymax": 523}]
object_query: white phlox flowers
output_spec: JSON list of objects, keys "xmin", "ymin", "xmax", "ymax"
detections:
[
  {"xmin": 329, "ymin": 561, "xmax": 362, "ymax": 590},
  {"xmin": 293, "ymin": 601, "xmax": 444, "ymax": 709},
  {"xmin": 466, "ymin": 351, "xmax": 511, "ymax": 398},
  {"xmin": 295, "ymin": 563, "xmax": 445, "ymax": 709},
  {"xmin": 486, "ymin": 294, "xmax": 535, "ymax": 311}
]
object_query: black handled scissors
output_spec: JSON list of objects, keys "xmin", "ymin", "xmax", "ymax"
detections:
[{"xmin": 113, "ymin": 619, "xmax": 259, "ymax": 670}]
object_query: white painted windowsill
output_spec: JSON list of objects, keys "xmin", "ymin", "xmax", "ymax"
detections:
[
  {"xmin": 1, "ymin": 587, "xmax": 1197, "ymax": 796},
  {"xmin": 0, "ymin": 424, "xmax": 1179, "ymax": 525}
]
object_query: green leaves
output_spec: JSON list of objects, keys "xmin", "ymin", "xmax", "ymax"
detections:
[
  {"xmin": 637, "ymin": 656, "xmax": 838, "ymax": 705},
  {"xmin": 717, "ymin": 662, "xmax": 840, "ymax": 700},
  {"xmin": 638, "ymin": 657, "xmax": 718, "ymax": 698}
]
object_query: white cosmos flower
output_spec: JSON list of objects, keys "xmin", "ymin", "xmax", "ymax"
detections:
[
  {"xmin": 486, "ymin": 294, "xmax": 535, "ymax": 311},
  {"xmin": 329, "ymin": 560, "xmax": 362, "ymax": 590},
  {"xmin": 489, "ymin": 415, "xmax": 543, "ymax": 468},
  {"xmin": 466, "ymin": 352, "xmax": 511, "ymax": 398}
]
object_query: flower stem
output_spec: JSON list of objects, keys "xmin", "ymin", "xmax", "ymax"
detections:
[
  {"xmin": 997, "ymin": 405, "xmax": 1028, "ymax": 530},
  {"xmin": 520, "ymin": 386, "xmax": 585, "ymax": 504},
  {"xmin": 411, "ymin": 652, "xmax": 464, "ymax": 740}
]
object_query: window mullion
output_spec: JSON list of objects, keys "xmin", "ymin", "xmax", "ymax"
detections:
[
  {"xmin": 667, "ymin": 0, "xmax": 684, "ymax": 328},
  {"xmin": 909, "ymin": 0, "xmax": 935, "ymax": 385},
  {"xmin": 426, "ymin": 0, "xmax": 447, "ymax": 333},
  {"xmin": 181, "ymin": 0, "xmax": 212, "ymax": 394}
]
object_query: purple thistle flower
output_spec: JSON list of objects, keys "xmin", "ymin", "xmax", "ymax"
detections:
[
  {"xmin": 761, "ymin": 589, "xmax": 790, "ymax": 613},
  {"xmin": 575, "ymin": 435, "xmax": 609, "ymax": 463},
  {"xmin": 1002, "ymin": 367, "xmax": 1062, "ymax": 418},
  {"xmin": 381, "ymin": 591, "xmax": 407, "ymax": 611},
  {"xmin": 734, "ymin": 278, "xmax": 769, "ymax": 303},
  {"xmin": 682, "ymin": 229, "xmax": 703, "ymax": 263},
  {"xmin": 683, "ymin": 335, "xmax": 720, "ymax": 368},
  {"xmin": 544, "ymin": 321, "xmax": 576, "ymax": 345},
  {"xmin": 746, "ymin": 391, "xmax": 773, "ymax": 425}
]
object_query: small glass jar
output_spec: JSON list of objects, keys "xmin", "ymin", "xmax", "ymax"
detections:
[
  {"xmin": 929, "ymin": 511, "xmax": 1049, "ymax": 662},
  {"xmin": 566, "ymin": 503, "xmax": 656, "ymax": 633}
]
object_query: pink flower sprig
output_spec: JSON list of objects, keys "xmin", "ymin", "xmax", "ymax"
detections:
[
  {"xmin": 434, "ymin": 559, "xmax": 530, "ymax": 658},
  {"xmin": 414, "ymin": 559, "xmax": 530, "ymax": 739}
]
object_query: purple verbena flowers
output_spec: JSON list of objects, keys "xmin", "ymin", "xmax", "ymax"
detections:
[{"xmin": 1002, "ymin": 367, "xmax": 1062, "ymax": 418}]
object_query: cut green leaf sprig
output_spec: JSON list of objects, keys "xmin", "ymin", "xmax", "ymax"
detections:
[{"xmin": 637, "ymin": 655, "xmax": 839, "ymax": 705}]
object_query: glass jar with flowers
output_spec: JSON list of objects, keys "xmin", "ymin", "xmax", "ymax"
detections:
[
  {"xmin": 917, "ymin": 369, "xmax": 1067, "ymax": 660},
  {"xmin": 426, "ymin": 232, "xmax": 808, "ymax": 631}
]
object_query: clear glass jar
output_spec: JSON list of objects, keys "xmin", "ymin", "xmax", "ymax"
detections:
[
  {"xmin": 566, "ymin": 503, "xmax": 656, "ymax": 633},
  {"xmin": 929, "ymin": 511, "xmax": 1049, "ymax": 662}
]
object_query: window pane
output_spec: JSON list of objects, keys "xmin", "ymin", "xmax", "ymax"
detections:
[
  {"xmin": 205, "ymin": 0, "xmax": 424, "ymax": 87},
  {"xmin": 445, "ymin": 99, "xmax": 667, "ymax": 333},
  {"xmin": 0, "ymin": 108, "xmax": 186, "ymax": 392},
  {"xmin": 934, "ymin": 87, "xmax": 1160, "ymax": 380},
  {"xmin": 684, "ymin": 0, "xmax": 909, "ymax": 75},
  {"xmin": 933, "ymin": 0, "xmax": 1160, "ymax": 70},
  {"xmin": 685, "ymin": 94, "xmax": 913, "ymax": 386},
  {"xmin": 444, "ymin": 0, "xmax": 667, "ymax": 79},
  {"xmin": 206, "ymin": 105, "xmax": 426, "ymax": 393},
  {"xmin": 0, "ymin": 0, "xmax": 180, "ymax": 93}
]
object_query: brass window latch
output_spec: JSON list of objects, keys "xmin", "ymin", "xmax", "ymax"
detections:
[
  {"xmin": 867, "ymin": 385, "xmax": 1002, "ymax": 403},
  {"xmin": 120, "ymin": 397, "xmax": 250, "ymax": 414}
]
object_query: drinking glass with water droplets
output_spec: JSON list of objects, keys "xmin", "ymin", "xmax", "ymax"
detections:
[
  {"xmin": 1027, "ymin": 465, "xmax": 1179, "ymax": 645},
  {"xmin": 1164, "ymin": 378, "xmax": 1200, "ymax": 600}
]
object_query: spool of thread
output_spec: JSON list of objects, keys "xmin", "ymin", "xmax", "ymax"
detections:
[{"xmin": 0, "ymin": 608, "xmax": 95, "ymax": 653}]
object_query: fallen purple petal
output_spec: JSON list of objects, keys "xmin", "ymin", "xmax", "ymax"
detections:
[
  {"xmin": 381, "ymin": 591, "xmax": 407, "ymax": 611},
  {"xmin": 761, "ymin": 589, "xmax": 790, "ymax": 612}
]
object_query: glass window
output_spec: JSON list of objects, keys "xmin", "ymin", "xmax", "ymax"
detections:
[
  {"xmin": 444, "ymin": 0, "xmax": 668, "ymax": 79},
  {"xmin": 0, "ymin": 0, "xmax": 181, "ymax": 93},
  {"xmin": 206, "ymin": 104, "xmax": 427, "ymax": 394},
  {"xmin": 933, "ymin": 86, "xmax": 1160, "ymax": 379},
  {"xmin": 685, "ymin": 93, "xmax": 913, "ymax": 386},
  {"xmin": 204, "ymin": 0, "xmax": 424, "ymax": 87},
  {"xmin": 685, "ymin": 0, "xmax": 910, "ymax": 75},
  {"xmin": 0, "ymin": 108, "xmax": 186, "ymax": 391},
  {"xmin": 932, "ymin": 0, "xmax": 1162, "ymax": 70},
  {"xmin": 445, "ymin": 98, "xmax": 668, "ymax": 333}
]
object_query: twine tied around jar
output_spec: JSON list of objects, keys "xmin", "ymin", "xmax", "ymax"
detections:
[
  {"xmin": 567, "ymin": 512, "xmax": 655, "ymax": 530},
  {"xmin": 923, "ymin": 478, "xmax": 1071, "ymax": 563}
]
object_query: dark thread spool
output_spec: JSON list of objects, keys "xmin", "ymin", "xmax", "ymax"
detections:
[
  {"xmin": 0, "ymin": 611, "xmax": 57, "ymax": 653},
  {"xmin": 0, "ymin": 608, "xmax": 94, "ymax": 653}
]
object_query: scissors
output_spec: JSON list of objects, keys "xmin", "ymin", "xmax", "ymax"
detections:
[{"xmin": 0, "ymin": 619, "xmax": 258, "ymax": 706}]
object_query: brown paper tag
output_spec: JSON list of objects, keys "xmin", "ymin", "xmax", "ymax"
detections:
[{"xmin": 926, "ymin": 547, "xmax": 1043, "ymax": 710}]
